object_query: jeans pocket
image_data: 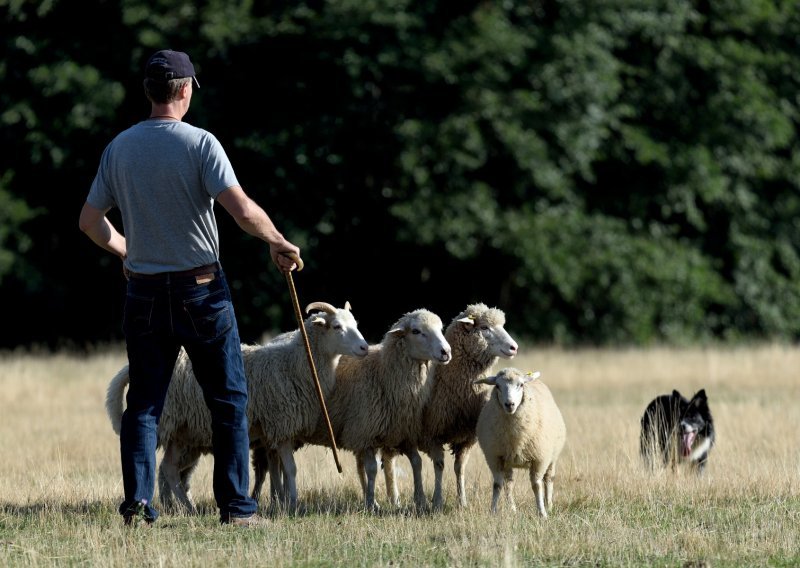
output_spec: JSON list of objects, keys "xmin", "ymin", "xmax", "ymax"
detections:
[
  {"xmin": 123, "ymin": 293, "xmax": 155, "ymax": 337},
  {"xmin": 183, "ymin": 288, "xmax": 233, "ymax": 340}
]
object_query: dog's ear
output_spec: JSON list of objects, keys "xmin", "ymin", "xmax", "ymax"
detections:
[
  {"xmin": 691, "ymin": 389, "xmax": 708, "ymax": 404},
  {"xmin": 670, "ymin": 390, "xmax": 684, "ymax": 413}
]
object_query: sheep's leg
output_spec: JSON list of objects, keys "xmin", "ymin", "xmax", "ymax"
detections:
[
  {"xmin": 504, "ymin": 468, "xmax": 516, "ymax": 513},
  {"xmin": 157, "ymin": 460, "xmax": 174, "ymax": 511},
  {"xmin": 406, "ymin": 447, "xmax": 427, "ymax": 512},
  {"xmin": 453, "ymin": 441, "xmax": 474, "ymax": 508},
  {"xmin": 265, "ymin": 449, "xmax": 286, "ymax": 510},
  {"xmin": 361, "ymin": 448, "xmax": 380, "ymax": 513},
  {"xmin": 178, "ymin": 455, "xmax": 199, "ymax": 506},
  {"xmin": 160, "ymin": 441, "xmax": 198, "ymax": 515},
  {"xmin": 529, "ymin": 467, "xmax": 547, "ymax": 518},
  {"xmin": 381, "ymin": 449, "xmax": 400, "ymax": 507},
  {"xmin": 429, "ymin": 444, "xmax": 446, "ymax": 511},
  {"xmin": 543, "ymin": 462, "xmax": 556, "ymax": 512},
  {"xmin": 277, "ymin": 441, "xmax": 298, "ymax": 513},
  {"xmin": 250, "ymin": 444, "xmax": 269, "ymax": 503},
  {"xmin": 355, "ymin": 453, "xmax": 367, "ymax": 496},
  {"xmin": 159, "ymin": 444, "xmax": 199, "ymax": 512},
  {"xmin": 490, "ymin": 468, "xmax": 504, "ymax": 513}
]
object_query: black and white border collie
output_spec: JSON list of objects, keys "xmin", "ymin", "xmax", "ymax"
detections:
[{"xmin": 640, "ymin": 389, "xmax": 715, "ymax": 474}]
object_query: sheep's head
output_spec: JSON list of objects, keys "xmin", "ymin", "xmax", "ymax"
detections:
[
  {"xmin": 453, "ymin": 304, "xmax": 519, "ymax": 359},
  {"xmin": 387, "ymin": 308, "xmax": 452, "ymax": 364},
  {"xmin": 475, "ymin": 367, "xmax": 540, "ymax": 414},
  {"xmin": 305, "ymin": 301, "xmax": 368, "ymax": 357}
]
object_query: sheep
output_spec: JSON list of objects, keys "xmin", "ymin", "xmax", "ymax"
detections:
[
  {"xmin": 105, "ymin": 301, "xmax": 368, "ymax": 513},
  {"xmin": 474, "ymin": 367, "xmax": 566, "ymax": 517},
  {"xmin": 414, "ymin": 303, "xmax": 519, "ymax": 511},
  {"xmin": 299, "ymin": 308, "xmax": 452, "ymax": 512}
]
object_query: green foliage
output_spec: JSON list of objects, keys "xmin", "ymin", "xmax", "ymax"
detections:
[
  {"xmin": 1, "ymin": 0, "xmax": 799, "ymax": 346},
  {"xmin": 499, "ymin": 206, "xmax": 736, "ymax": 344},
  {"xmin": 0, "ymin": 171, "xmax": 40, "ymax": 286}
]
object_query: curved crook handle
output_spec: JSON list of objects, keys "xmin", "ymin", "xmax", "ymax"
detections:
[{"xmin": 282, "ymin": 251, "xmax": 305, "ymax": 272}]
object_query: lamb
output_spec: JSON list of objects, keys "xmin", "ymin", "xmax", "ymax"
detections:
[
  {"xmin": 105, "ymin": 301, "xmax": 368, "ymax": 513},
  {"xmin": 300, "ymin": 308, "xmax": 452, "ymax": 512},
  {"xmin": 474, "ymin": 367, "xmax": 566, "ymax": 517},
  {"xmin": 417, "ymin": 303, "xmax": 519, "ymax": 511}
]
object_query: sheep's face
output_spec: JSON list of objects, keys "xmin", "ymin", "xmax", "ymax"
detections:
[
  {"xmin": 454, "ymin": 305, "xmax": 518, "ymax": 360},
  {"xmin": 460, "ymin": 318, "xmax": 519, "ymax": 360},
  {"xmin": 389, "ymin": 309, "xmax": 452, "ymax": 364},
  {"xmin": 311, "ymin": 307, "xmax": 369, "ymax": 358},
  {"xmin": 483, "ymin": 318, "xmax": 518, "ymax": 360},
  {"xmin": 477, "ymin": 368, "xmax": 540, "ymax": 415},
  {"xmin": 496, "ymin": 375, "xmax": 526, "ymax": 414}
]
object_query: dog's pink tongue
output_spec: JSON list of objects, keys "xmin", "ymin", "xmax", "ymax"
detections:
[{"xmin": 681, "ymin": 431, "xmax": 697, "ymax": 457}]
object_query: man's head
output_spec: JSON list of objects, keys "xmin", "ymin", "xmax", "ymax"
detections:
[{"xmin": 143, "ymin": 49, "xmax": 199, "ymax": 104}]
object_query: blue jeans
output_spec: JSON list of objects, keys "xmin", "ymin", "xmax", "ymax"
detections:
[{"xmin": 118, "ymin": 266, "xmax": 257, "ymax": 523}]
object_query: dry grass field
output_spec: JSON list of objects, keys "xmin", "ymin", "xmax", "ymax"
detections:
[{"xmin": 0, "ymin": 343, "xmax": 798, "ymax": 567}]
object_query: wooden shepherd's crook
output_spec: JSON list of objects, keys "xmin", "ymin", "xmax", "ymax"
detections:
[{"xmin": 283, "ymin": 252, "xmax": 343, "ymax": 473}]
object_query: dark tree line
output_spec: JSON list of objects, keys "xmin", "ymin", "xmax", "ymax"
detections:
[{"xmin": 2, "ymin": 0, "xmax": 799, "ymax": 349}]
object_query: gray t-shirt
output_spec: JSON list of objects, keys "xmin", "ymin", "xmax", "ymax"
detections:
[{"xmin": 87, "ymin": 119, "xmax": 238, "ymax": 274}]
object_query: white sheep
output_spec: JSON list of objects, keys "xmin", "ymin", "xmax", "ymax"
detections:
[
  {"xmin": 302, "ymin": 308, "xmax": 452, "ymax": 512},
  {"xmin": 474, "ymin": 367, "xmax": 566, "ymax": 517},
  {"xmin": 416, "ymin": 303, "xmax": 519, "ymax": 511},
  {"xmin": 105, "ymin": 301, "xmax": 368, "ymax": 513}
]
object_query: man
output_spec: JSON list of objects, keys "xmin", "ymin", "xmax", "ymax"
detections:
[{"xmin": 79, "ymin": 49, "xmax": 301, "ymax": 527}]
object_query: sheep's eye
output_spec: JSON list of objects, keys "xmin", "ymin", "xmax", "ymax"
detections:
[
  {"xmin": 480, "ymin": 325, "xmax": 489, "ymax": 331},
  {"xmin": 411, "ymin": 329, "xmax": 421, "ymax": 335},
  {"xmin": 333, "ymin": 324, "xmax": 342, "ymax": 330}
]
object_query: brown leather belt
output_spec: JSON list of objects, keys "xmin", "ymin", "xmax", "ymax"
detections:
[{"xmin": 127, "ymin": 262, "xmax": 220, "ymax": 281}]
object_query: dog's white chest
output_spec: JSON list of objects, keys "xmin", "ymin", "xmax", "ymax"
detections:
[{"xmin": 688, "ymin": 437, "xmax": 712, "ymax": 463}]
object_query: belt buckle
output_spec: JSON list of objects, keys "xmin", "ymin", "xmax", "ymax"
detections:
[{"xmin": 195, "ymin": 273, "xmax": 215, "ymax": 285}]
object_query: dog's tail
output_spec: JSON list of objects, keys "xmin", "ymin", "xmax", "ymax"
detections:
[{"xmin": 105, "ymin": 365, "xmax": 130, "ymax": 435}]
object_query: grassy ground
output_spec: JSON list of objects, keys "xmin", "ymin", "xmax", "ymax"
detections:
[{"xmin": 0, "ymin": 343, "xmax": 798, "ymax": 567}]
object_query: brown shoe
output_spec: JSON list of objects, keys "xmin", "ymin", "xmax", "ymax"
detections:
[{"xmin": 223, "ymin": 514, "xmax": 267, "ymax": 527}]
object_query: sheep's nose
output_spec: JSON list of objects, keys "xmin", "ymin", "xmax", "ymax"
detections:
[
  {"xmin": 509, "ymin": 342, "xmax": 518, "ymax": 353},
  {"xmin": 504, "ymin": 402, "xmax": 516, "ymax": 413}
]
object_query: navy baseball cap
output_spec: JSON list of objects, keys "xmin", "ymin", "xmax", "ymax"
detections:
[{"xmin": 145, "ymin": 49, "xmax": 200, "ymax": 88}]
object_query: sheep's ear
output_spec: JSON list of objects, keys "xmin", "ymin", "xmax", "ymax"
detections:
[
  {"xmin": 457, "ymin": 316, "xmax": 475, "ymax": 329},
  {"xmin": 523, "ymin": 371, "xmax": 541, "ymax": 383},
  {"xmin": 345, "ymin": 301, "xmax": 352, "ymax": 312},
  {"xmin": 311, "ymin": 316, "xmax": 327, "ymax": 326},
  {"xmin": 388, "ymin": 327, "xmax": 405, "ymax": 337},
  {"xmin": 474, "ymin": 376, "xmax": 497, "ymax": 386}
]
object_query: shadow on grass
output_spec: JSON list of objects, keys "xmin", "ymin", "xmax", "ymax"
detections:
[{"xmin": 0, "ymin": 487, "xmax": 449, "ymax": 526}]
